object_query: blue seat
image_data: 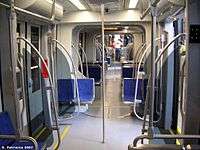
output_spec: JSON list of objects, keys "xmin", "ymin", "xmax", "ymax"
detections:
[
  {"xmin": 0, "ymin": 112, "xmax": 43, "ymax": 149},
  {"xmin": 79, "ymin": 64, "xmax": 102, "ymax": 85},
  {"xmin": 122, "ymin": 66, "xmax": 134, "ymax": 78},
  {"xmin": 57, "ymin": 78, "xmax": 95, "ymax": 104},
  {"xmin": 122, "ymin": 78, "xmax": 148, "ymax": 103},
  {"xmin": 57, "ymin": 79, "xmax": 75, "ymax": 103},
  {"xmin": 77, "ymin": 79, "xmax": 95, "ymax": 103},
  {"xmin": 87, "ymin": 65, "xmax": 102, "ymax": 85},
  {"xmin": 122, "ymin": 66, "xmax": 144, "ymax": 78}
]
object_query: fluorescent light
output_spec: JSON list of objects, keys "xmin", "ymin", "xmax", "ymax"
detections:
[
  {"xmin": 104, "ymin": 27, "xmax": 118, "ymax": 30},
  {"xmin": 69, "ymin": 0, "xmax": 86, "ymax": 10},
  {"xmin": 128, "ymin": 0, "xmax": 139, "ymax": 9},
  {"xmin": 124, "ymin": 26, "xmax": 129, "ymax": 29}
]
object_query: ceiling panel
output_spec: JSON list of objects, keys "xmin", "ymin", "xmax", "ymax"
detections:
[
  {"xmin": 84, "ymin": 0, "xmax": 124, "ymax": 12},
  {"xmin": 87, "ymin": 0, "xmax": 119, "ymax": 5},
  {"xmin": 58, "ymin": 0, "xmax": 126, "ymax": 14},
  {"xmin": 57, "ymin": 0, "xmax": 78, "ymax": 14}
]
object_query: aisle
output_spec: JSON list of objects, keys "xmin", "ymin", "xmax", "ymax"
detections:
[{"xmin": 55, "ymin": 64, "xmax": 143, "ymax": 150}]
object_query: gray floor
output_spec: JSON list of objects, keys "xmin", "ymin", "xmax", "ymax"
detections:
[{"xmin": 51, "ymin": 64, "xmax": 143, "ymax": 150}]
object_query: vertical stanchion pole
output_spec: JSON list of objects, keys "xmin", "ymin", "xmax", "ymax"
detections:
[
  {"xmin": 101, "ymin": 4, "xmax": 106, "ymax": 143},
  {"xmin": 10, "ymin": 0, "xmax": 21, "ymax": 137},
  {"xmin": 149, "ymin": 3, "xmax": 157, "ymax": 135},
  {"xmin": 183, "ymin": 0, "xmax": 189, "ymax": 133}
]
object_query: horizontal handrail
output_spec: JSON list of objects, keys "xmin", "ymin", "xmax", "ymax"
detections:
[{"xmin": 133, "ymin": 134, "xmax": 200, "ymax": 147}]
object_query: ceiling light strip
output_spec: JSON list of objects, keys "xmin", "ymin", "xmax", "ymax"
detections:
[
  {"xmin": 128, "ymin": 0, "xmax": 139, "ymax": 8},
  {"xmin": 69, "ymin": 0, "xmax": 86, "ymax": 10}
]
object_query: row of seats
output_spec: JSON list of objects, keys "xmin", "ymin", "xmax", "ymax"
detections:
[{"xmin": 57, "ymin": 62, "xmax": 147, "ymax": 105}]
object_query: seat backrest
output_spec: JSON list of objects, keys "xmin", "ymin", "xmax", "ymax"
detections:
[
  {"xmin": 88, "ymin": 65, "xmax": 102, "ymax": 83},
  {"xmin": 123, "ymin": 78, "xmax": 148, "ymax": 102},
  {"xmin": 122, "ymin": 66, "xmax": 144, "ymax": 78},
  {"xmin": 77, "ymin": 79, "xmax": 95, "ymax": 103},
  {"xmin": 57, "ymin": 79, "xmax": 75, "ymax": 102},
  {"xmin": 57, "ymin": 78, "xmax": 95, "ymax": 103},
  {"xmin": 122, "ymin": 67, "xmax": 134, "ymax": 78}
]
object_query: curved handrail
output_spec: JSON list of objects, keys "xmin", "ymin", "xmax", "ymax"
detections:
[
  {"xmin": 78, "ymin": 44, "xmax": 89, "ymax": 78},
  {"xmin": 134, "ymin": 44, "xmax": 144, "ymax": 61},
  {"xmin": 16, "ymin": 58, "xmax": 26, "ymax": 132},
  {"xmin": 95, "ymin": 41, "xmax": 103, "ymax": 60},
  {"xmin": 71, "ymin": 44, "xmax": 84, "ymax": 75},
  {"xmin": 134, "ymin": 43, "xmax": 146, "ymax": 66},
  {"xmin": 52, "ymin": 39, "xmax": 81, "ymax": 115},
  {"xmin": 132, "ymin": 43, "xmax": 147, "ymax": 77},
  {"xmin": 153, "ymin": 33, "xmax": 186, "ymax": 123},
  {"xmin": 155, "ymin": 33, "xmax": 186, "ymax": 63},
  {"xmin": 17, "ymin": 37, "xmax": 61, "ymax": 150},
  {"xmin": 136, "ymin": 44, "xmax": 148, "ymax": 65},
  {"xmin": 73, "ymin": 40, "xmax": 89, "ymax": 78},
  {"xmin": 134, "ymin": 38, "xmax": 161, "ymax": 121}
]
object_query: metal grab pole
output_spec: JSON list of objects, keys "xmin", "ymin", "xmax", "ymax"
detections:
[
  {"xmin": 140, "ymin": 0, "xmax": 160, "ymax": 20},
  {"xmin": 149, "ymin": 4, "xmax": 157, "ymax": 134},
  {"xmin": 101, "ymin": 4, "xmax": 106, "ymax": 143},
  {"xmin": 17, "ymin": 37, "xmax": 61, "ymax": 150},
  {"xmin": 51, "ymin": 0, "xmax": 56, "ymax": 21},
  {"xmin": 0, "ymin": 2, "xmax": 53, "ymax": 22},
  {"xmin": 10, "ymin": 0, "xmax": 22, "ymax": 137}
]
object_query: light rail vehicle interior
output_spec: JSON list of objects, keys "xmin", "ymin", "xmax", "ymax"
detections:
[{"xmin": 0, "ymin": 0, "xmax": 200, "ymax": 149}]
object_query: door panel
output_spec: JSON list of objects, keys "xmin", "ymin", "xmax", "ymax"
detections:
[{"xmin": 26, "ymin": 25, "xmax": 45, "ymax": 136}]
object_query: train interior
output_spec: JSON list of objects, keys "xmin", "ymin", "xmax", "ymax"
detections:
[{"xmin": 0, "ymin": 0, "xmax": 200, "ymax": 149}]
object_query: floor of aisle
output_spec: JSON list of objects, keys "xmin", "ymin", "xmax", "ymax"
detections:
[{"xmin": 51, "ymin": 63, "xmax": 143, "ymax": 150}]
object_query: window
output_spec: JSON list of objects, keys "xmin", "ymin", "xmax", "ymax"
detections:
[
  {"xmin": 16, "ymin": 23, "xmax": 23, "ymax": 100},
  {"xmin": 31, "ymin": 26, "xmax": 41, "ymax": 92}
]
